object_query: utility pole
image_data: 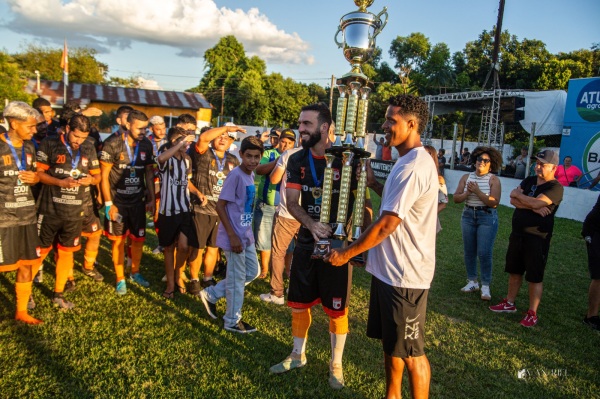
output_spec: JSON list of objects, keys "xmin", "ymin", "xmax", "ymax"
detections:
[
  {"xmin": 329, "ymin": 75, "xmax": 335, "ymax": 113},
  {"xmin": 220, "ymin": 85, "xmax": 225, "ymax": 117}
]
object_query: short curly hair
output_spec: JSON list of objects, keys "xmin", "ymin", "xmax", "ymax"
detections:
[
  {"xmin": 470, "ymin": 146, "xmax": 502, "ymax": 171},
  {"xmin": 387, "ymin": 95, "xmax": 429, "ymax": 135}
]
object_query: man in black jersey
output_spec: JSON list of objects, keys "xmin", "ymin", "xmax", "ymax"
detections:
[
  {"xmin": 32, "ymin": 98, "xmax": 60, "ymax": 137},
  {"xmin": 100, "ymin": 110, "xmax": 155, "ymax": 295},
  {"xmin": 0, "ymin": 101, "xmax": 43, "ymax": 324},
  {"xmin": 270, "ymin": 103, "xmax": 360, "ymax": 390},
  {"xmin": 186, "ymin": 125, "xmax": 240, "ymax": 294},
  {"xmin": 37, "ymin": 114, "xmax": 100, "ymax": 309}
]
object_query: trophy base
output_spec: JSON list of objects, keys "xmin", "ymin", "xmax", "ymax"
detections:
[{"xmin": 311, "ymin": 239, "xmax": 344, "ymax": 259}]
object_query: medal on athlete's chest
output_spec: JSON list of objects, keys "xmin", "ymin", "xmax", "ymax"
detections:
[
  {"xmin": 70, "ymin": 169, "xmax": 81, "ymax": 179},
  {"xmin": 130, "ymin": 166, "xmax": 136, "ymax": 178},
  {"xmin": 216, "ymin": 171, "xmax": 225, "ymax": 186},
  {"xmin": 311, "ymin": 187, "xmax": 322, "ymax": 199}
]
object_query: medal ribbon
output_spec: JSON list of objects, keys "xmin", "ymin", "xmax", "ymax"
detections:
[
  {"xmin": 308, "ymin": 150, "xmax": 322, "ymax": 188},
  {"xmin": 123, "ymin": 133, "xmax": 140, "ymax": 169},
  {"xmin": 61, "ymin": 134, "xmax": 81, "ymax": 171},
  {"xmin": 4, "ymin": 133, "xmax": 27, "ymax": 171},
  {"xmin": 149, "ymin": 135, "xmax": 166, "ymax": 156},
  {"xmin": 211, "ymin": 148, "xmax": 226, "ymax": 173}
]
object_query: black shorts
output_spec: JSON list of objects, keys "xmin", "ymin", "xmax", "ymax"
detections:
[
  {"xmin": 367, "ymin": 276, "xmax": 428, "ymax": 358},
  {"xmin": 0, "ymin": 224, "xmax": 40, "ymax": 270},
  {"xmin": 81, "ymin": 203, "xmax": 102, "ymax": 237},
  {"xmin": 287, "ymin": 245, "xmax": 351, "ymax": 317},
  {"xmin": 104, "ymin": 204, "xmax": 146, "ymax": 241},
  {"xmin": 587, "ymin": 231, "xmax": 600, "ymax": 280},
  {"xmin": 193, "ymin": 212, "xmax": 219, "ymax": 249},
  {"xmin": 157, "ymin": 212, "xmax": 199, "ymax": 248},
  {"xmin": 505, "ymin": 232, "xmax": 551, "ymax": 283},
  {"xmin": 38, "ymin": 214, "xmax": 83, "ymax": 251}
]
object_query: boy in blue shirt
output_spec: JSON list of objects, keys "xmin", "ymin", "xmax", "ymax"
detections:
[{"xmin": 200, "ymin": 135, "xmax": 264, "ymax": 333}]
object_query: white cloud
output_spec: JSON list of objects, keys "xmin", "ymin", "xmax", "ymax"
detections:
[
  {"xmin": 136, "ymin": 77, "xmax": 162, "ymax": 90},
  {"xmin": 4, "ymin": 0, "xmax": 314, "ymax": 65}
]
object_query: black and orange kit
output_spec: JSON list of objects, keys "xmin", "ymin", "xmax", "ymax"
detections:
[
  {"xmin": 99, "ymin": 134, "xmax": 154, "ymax": 240},
  {"xmin": 36, "ymin": 136, "xmax": 100, "ymax": 251},
  {"xmin": 0, "ymin": 137, "xmax": 40, "ymax": 270}
]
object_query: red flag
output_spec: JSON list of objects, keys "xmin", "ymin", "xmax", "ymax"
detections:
[{"xmin": 60, "ymin": 39, "xmax": 69, "ymax": 86}]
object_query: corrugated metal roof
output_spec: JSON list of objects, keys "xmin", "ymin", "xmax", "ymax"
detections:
[{"xmin": 26, "ymin": 79, "xmax": 213, "ymax": 110}]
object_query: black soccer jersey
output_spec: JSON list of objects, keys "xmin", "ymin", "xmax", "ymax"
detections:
[
  {"xmin": 37, "ymin": 135, "xmax": 100, "ymax": 219},
  {"xmin": 286, "ymin": 148, "xmax": 358, "ymax": 249},
  {"xmin": 99, "ymin": 133, "xmax": 154, "ymax": 206},
  {"xmin": 157, "ymin": 150, "xmax": 192, "ymax": 216},
  {"xmin": 0, "ymin": 138, "xmax": 37, "ymax": 228},
  {"xmin": 189, "ymin": 147, "xmax": 239, "ymax": 216}
]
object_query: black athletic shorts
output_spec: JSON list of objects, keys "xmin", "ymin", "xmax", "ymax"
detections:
[
  {"xmin": 287, "ymin": 245, "xmax": 351, "ymax": 318},
  {"xmin": 104, "ymin": 203, "xmax": 146, "ymax": 241},
  {"xmin": 0, "ymin": 224, "xmax": 40, "ymax": 270},
  {"xmin": 81, "ymin": 203, "xmax": 102, "ymax": 237},
  {"xmin": 157, "ymin": 212, "xmax": 199, "ymax": 248},
  {"xmin": 193, "ymin": 212, "xmax": 219, "ymax": 249},
  {"xmin": 505, "ymin": 232, "xmax": 551, "ymax": 283},
  {"xmin": 38, "ymin": 214, "xmax": 83, "ymax": 251},
  {"xmin": 587, "ymin": 231, "xmax": 600, "ymax": 280},
  {"xmin": 367, "ymin": 276, "xmax": 428, "ymax": 358}
]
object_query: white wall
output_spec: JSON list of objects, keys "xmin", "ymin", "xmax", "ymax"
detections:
[{"xmin": 444, "ymin": 169, "xmax": 597, "ymax": 222}]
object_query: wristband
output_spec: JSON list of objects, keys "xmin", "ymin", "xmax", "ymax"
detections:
[{"xmin": 104, "ymin": 201, "xmax": 113, "ymax": 206}]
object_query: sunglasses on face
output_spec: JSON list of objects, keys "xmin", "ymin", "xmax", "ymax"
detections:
[{"xmin": 476, "ymin": 157, "xmax": 491, "ymax": 164}]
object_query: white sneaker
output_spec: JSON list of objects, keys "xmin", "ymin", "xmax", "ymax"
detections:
[
  {"xmin": 481, "ymin": 285, "xmax": 491, "ymax": 300},
  {"xmin": 460, "ymin": 280, "xmax": 479, "ymax": 293},
  {"xmin": 259, "ymin": 293, "xmax": 285, "ymax": 305},
  {"xmin": 152, "ymin": 246, "xmax": 163, "ymax": 254}
]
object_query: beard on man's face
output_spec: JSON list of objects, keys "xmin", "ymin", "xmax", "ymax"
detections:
[{"xmin": 301, "ymin": 130, "xmax": 321, "ymax": 149}]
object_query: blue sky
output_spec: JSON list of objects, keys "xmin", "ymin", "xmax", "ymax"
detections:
[{"xmin": 1, "ymin": 0, "xmax": 598, "ymax": 91}]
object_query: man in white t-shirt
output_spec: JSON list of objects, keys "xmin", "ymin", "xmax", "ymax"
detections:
[{"xmin": 326, "ymin": 95, "xmax": 438, "ymax": 399}]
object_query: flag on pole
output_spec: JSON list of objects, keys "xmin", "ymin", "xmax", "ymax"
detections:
[{"xmin": 60, "ymin": 39, "xmax": 69, "ymax": 87}]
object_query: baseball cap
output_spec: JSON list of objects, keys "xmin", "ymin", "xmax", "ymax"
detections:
[
  {"xmin": 279, "ymin": 128, "xmax": 296, "ymax": 141},
  {"xmin": 533, "ymin": 149, "xmax": 559, "ymax": 165},
  {"xmin": 269, "ymin": 127, "xmax": 280, "ymax": 137}
]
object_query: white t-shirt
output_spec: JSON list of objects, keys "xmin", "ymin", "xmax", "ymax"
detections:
[
  {"xmin": 366, "ymin": 147, "xmax": 439, "ymax": 289},
  {"xmin": 275, "ymin": 147, "xmax": 302, "ymax": 219}
]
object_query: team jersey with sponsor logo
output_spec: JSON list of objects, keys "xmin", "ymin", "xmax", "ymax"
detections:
[
  {"xmin": 99, "ymin": 133, "xmax": 154, "ymax": 206},
  {"xmin": 37, "ymin": 135, "xmax": 100, "ymax": 219},
  {"xmin": 157, "ymin": 149, "xmax": 192, "ymax": 216},
  {"xmin": 286, "ymin": 148, "xmax": 358, "ymax": 249},
  {"xmin": 189, "ymin": 147, "xmax": 239, "ymax": 216},
  {"xmin": 0, "ymin": 138, "xmax": 37, "ymax": 227}
]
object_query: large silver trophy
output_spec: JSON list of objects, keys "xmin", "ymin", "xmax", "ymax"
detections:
[{"xmin": 313, "ymin": 0, "xmax": 387, "ymax": 259}]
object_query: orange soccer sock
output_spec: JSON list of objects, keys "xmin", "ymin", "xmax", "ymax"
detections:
[
  {"xmin": 84, "ymin": 250, "xmax": 98, "ymax": 270},
  {"xmin": 112, "ymin": 239, "xmax": 126, "ymax": 282},
  {"xmin": 15, "ymin": 282, "xmax": 43, "ymax": 325},
  {"xmin": 130, "ymin": 240, "xmax": 145, "ymax": 275},
  {"xmin": 54, "ymin": 249, "xmax": 74, "ymax": 293},
  {"xmin": 292, "ymin": 308, "xmax": 312, "ymax": 338}
]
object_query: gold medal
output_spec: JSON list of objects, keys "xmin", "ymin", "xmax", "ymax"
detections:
[
  {"xmin": 312, "ymin": 187, "xmax": 322, "ymax": 199},
  {"xmin": 216, "ymin": 171, "xmax": 225, "ymax": 180},
  {"xmin": 70, "ymin": 169, "xmax": 81, "ymax": 179}
]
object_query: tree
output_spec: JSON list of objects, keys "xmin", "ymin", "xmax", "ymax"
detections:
[
  {"xmin": 13, "ymin": 43, "xmax": 107, "ymax": 84},
  {"xmin": 0, "ymin": 51, "xmax": 35, "ymax": 112}
]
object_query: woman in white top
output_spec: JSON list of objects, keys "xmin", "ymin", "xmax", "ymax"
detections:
[{"xmin": 453, "ymin": 146, "xmax": 502, "ymax": 301}]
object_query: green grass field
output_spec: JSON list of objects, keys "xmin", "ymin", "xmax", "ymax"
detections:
[{"xmin": 1, "ymin": 195, "xmax": 598, "ymax": 399}]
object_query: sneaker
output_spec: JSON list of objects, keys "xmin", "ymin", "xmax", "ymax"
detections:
[
  {"xmin": 161, "ymin": 275, "xmax": 167, "ymax": 282},
  {"xmin": 82, "ymin": 267, "xmax": 104, "ymax": 282},
  {"xmin": 200, "ymin": 290, "xmax": 218, "ymax": 319},
  {"xmin": 130, "ymin": 273, "xmax": 150, "ymax": 287},
  {"xmin": 152, "ymin": 246, "xmax": 163, "ymax": 254},
  {"xmin": 460, "ymin": 280, "xmax": 479, "ymax": 293},
  {"xmin": 259, "ymin": 293, "xmax": 285, "ymax": 305},
  {"xmin": 270, "ymin": 353, "xmax": 307, "ymax": 374},
  {"xmin": 64, "ymin": 280, "xmax": 77, "ymax": 293},
  {"xmin": 27, "ymin": 294, "xmax": 36, "ymax": 310},
  {"xmin": 583, "ymin": 316, "xmax": 600, "ymax": 331},
  {"xmin": 480, "ymin": 285, "xmax": 491, "ymax": 301},
  {"xmin": 53, "ymin": 294, "xmax": 75, "ymax": 310},
  {"xmin": 188, "ymin": 280, "xmax": 201, "ymax": 296},
  {"xmin": 224, "ymin": 320, "xmax": 257, "ymax": 334},
  {"xmin": 201, "ymin": 278, "xmax": 217, "ymax": 288},
  {"xmin": 520, "ymin": 310, "xmax": 538, "ymax": 327},
  {"xmin": 33, "ymin": 270, "xmax": 43, "ymax": 283},
  {"xmin": 329, "ymin": 362, "xmax": 345, "ymax": 390},
  {"xmin": 489, "ymin": 298, "xmax": 516, "ymax": 313},
  {"xmin": 116, "ymin": 280, "xmax": 127, "ymax": 296}
]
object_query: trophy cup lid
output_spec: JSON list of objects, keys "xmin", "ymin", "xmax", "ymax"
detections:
[{"xmin": 354, "ymin": 0, "xmax": 374, "ymax": 12}]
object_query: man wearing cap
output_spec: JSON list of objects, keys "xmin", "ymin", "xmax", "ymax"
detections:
[
  {"xmin": 490, "ymin": 149, "xmax": 564, "ymax": 327},
  {"xmin": 266, "ymin": 127, "xmax": 280, "ymax": 149},
  {"xmin": 253, "ymin": 128, "xmax": 296, "ymax": 281},
  {"xmin": 186, "ymin": 125, "xmax": 240, "ymax": 294}
]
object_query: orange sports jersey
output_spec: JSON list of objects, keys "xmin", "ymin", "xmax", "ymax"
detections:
[{"xmin": 36, "ymin": 136, "xmax": 100, "ymax": 219}]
